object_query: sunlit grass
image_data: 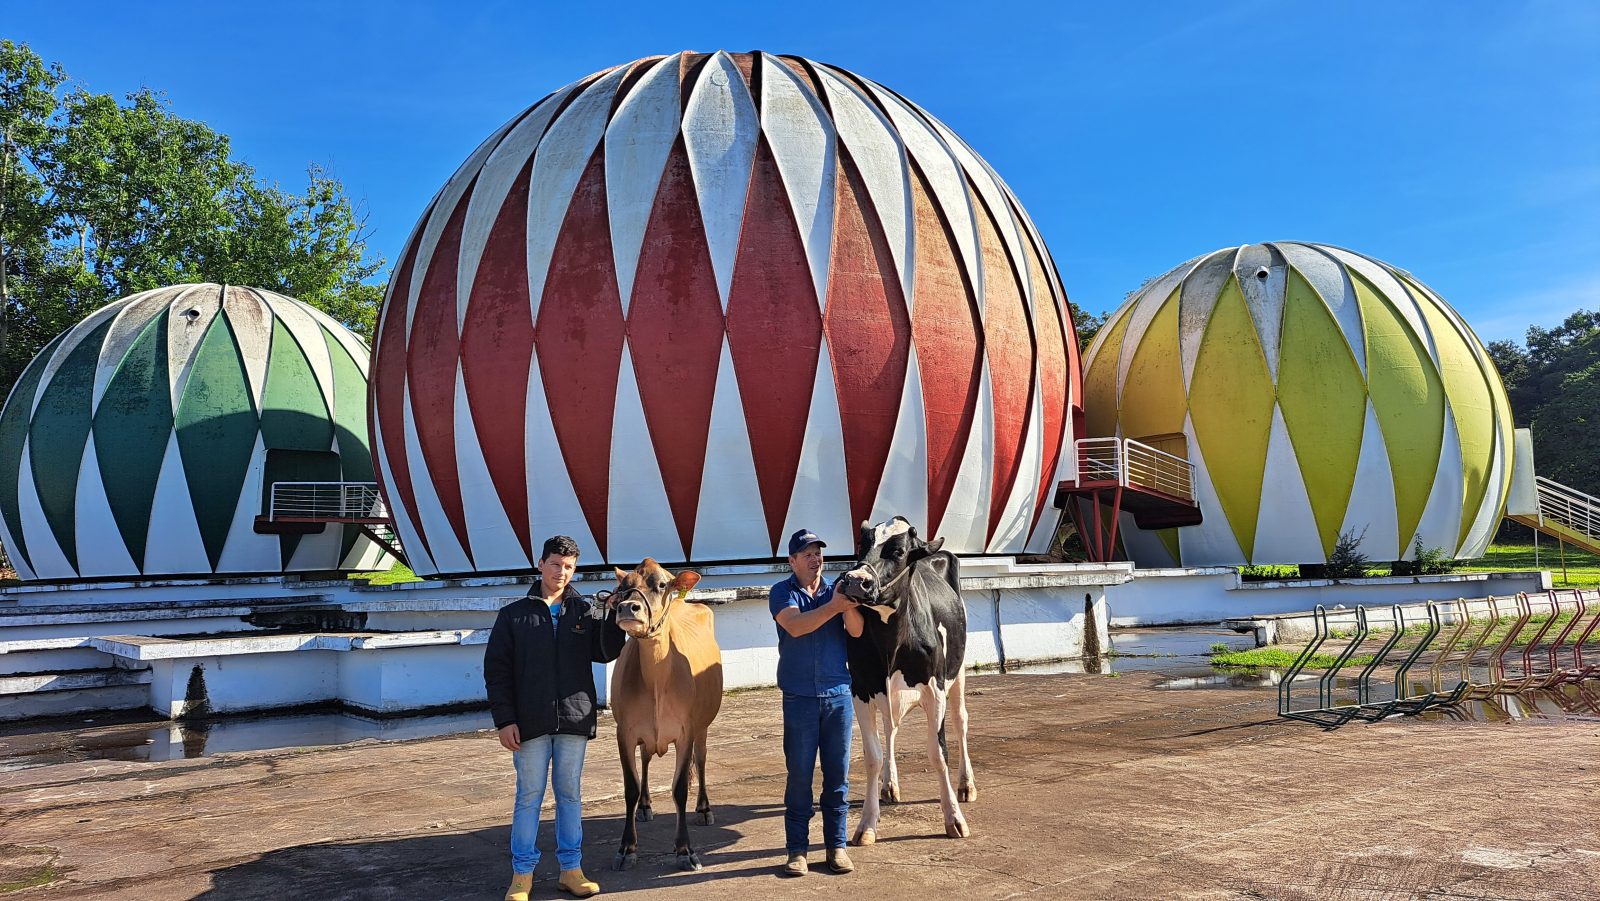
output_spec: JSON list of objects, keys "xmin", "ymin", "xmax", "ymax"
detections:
[
  {"xmin": 1457, "ymin": 542, "xmax": 1600, "ymax": 588},
  {"xmin": 349, "ymin": 563, "xmax": 421, "ymax": 585},
  {"xmin": 1211, "ymin": 648, "xmax": 1374, "ymax": 669}
]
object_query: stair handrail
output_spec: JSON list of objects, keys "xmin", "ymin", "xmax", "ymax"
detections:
[
  {"xmin": 268, "ymin": 481, "xmax": 389, "ymax": 522},
  {"xmin": 1072, "ymin": 437, "xmax": 1196, "ymax": 503},
  {"xmin": 1534, "ymin": 476, "xmax": 1600, "ymax": 540},
  {"xmin": 1121, "ymin": 439, "xmax": 1196, "ymax": 501}
]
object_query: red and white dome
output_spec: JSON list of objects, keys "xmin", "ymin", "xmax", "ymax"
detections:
[{"xmin": 372, "ymin": 51, "xmax": 1082, "ymax": 575}]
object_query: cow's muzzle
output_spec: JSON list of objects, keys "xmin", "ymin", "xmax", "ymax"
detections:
[
  {"xmin": 835, "ymin": 567, "xmax": 878, "ymax": 603},
  {"xmin": 614, "ymin": 597, "xmax": 650, "ymax": 635}
]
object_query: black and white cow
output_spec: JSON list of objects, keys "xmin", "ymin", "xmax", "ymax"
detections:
[{"xmin": 836, "ymin": 516, "xmax": 974, "ymax": 844}]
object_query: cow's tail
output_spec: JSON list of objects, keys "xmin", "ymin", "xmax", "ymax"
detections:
[{"xmin": 937, "ymin": 715, "xmax": 948, "ymax": 763}]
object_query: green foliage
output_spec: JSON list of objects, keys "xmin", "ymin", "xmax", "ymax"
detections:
[
  {"xmin": 1413, "ymin": 539, "xmax": 1455, "ymax": 575},
  {"xmin": 1071, "ymin": 304, "xmax": 1109, "ymax": 350},
  {"xmin": 1391, "ymin": 537, "xmax": 1457, "ymax": 576},
  {"xmin": 1324, "ymin": 527, "xmax": 1371, "ymax": 579},
  {"xmin": 0, "ymin": 39, "xmax": 385, "ymax": 408},
  {"xmin": 1238, "ymin": 563, "xmax": 1298, "ymax": 581},
  {"xmin": 1489, "ymin": 310, "xmax": 1600, "ymax": 496}
]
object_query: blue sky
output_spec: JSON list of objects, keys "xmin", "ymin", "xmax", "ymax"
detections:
[{"xmin": 11, "ymin": 1, "xmax": 1598, "ymax": 342}]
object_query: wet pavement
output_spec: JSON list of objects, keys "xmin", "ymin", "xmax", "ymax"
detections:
[
  {"xmin": 4, "ymin": 655, "xmax": 1599, "ymax": 898},
  {"xmin": 0, "ymin": 708, "xmax": 492, "ymax": 774},
  {"xmin": 0, "ymin": 627, "xmax": 1267, "ymax": 773}
]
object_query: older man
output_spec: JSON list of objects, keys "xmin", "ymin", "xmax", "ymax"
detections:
[{"xmin": 769, "ymin": 528, "xmax": 865, "ymax": 877}]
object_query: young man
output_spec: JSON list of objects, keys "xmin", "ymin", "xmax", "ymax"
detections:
[
  {"xmin": 485, "ymin": 535, "xmax": 627, "ymax": 900},
  {"xmin": 769, "ymin": 527, "xmax": 865, "ymax": 877}
]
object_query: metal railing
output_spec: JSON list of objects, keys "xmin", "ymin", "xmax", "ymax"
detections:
[
  {"xmin": 268, "ymin": 482, "xmax": 389, "ymax": 522},
  {"xmin": 1536, "ymin": 476, "xmax": 1600, "ymax": 543},
  {"xmin": 1073, "ymin": 437, "xmax": 1196, "ymax": 502}
]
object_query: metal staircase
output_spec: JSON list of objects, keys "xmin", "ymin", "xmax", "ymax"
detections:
[
  {"xmin": 256, "ymin": 482, "xmax": 408, "ymax": 564},
  {"xmin": 1507, "ymin": 476, "xmax": 1600, "ymax": 556}
]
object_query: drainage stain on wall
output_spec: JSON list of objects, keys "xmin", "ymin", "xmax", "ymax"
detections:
[{"xmin": 179, "ymin": 665, "xmax": 210, "ymax": 720}]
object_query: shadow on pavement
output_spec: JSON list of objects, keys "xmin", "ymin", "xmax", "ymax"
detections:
[{"xmin": 195, "ymin": 802, "xmax": 808, "ymax": 899}]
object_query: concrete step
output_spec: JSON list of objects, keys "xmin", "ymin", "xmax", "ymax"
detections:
[
  {"xmin": 0, "ymin": 666, "xmax": 152, "ymax": 695},
  {"xmin": 0, "ymin": 666, "xmax": 153, "ymax": 722}
]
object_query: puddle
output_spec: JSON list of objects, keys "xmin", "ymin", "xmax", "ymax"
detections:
[
  {"xmin": 1417, "ymin": 683, "xmax": 1600, "ymax": 723},
  {"xmin": 1154, "ymin": 670, "xmax": 1285, "ymax": 690},
  {"xmin": 985, "ymin": 626, "xmax": 1276, "ymax": 688},
  {"xmin": 0, "ymin": 707, "xmax": 491, "ymax": 772},
  {"xmin": 1107, "ymin": 626, "xmax": 1256, "ymax": 680}
]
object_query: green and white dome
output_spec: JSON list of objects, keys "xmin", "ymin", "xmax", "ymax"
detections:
[
  {"xmin": 0, "ymin": 284, "xmax": 389, "ymax": 581},
  {"xmin": 1083, "ymin": 243, "xmax": 1513, "ymax": 567}
]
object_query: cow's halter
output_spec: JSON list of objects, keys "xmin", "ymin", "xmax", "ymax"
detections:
[
  {"xmin": 849, "ymin": 556, "xmax": 915, "ymax": 604},
  {"xmin": 613, "ymin": 583, "xmax": 686, "ymax": 639},
  {"xmin": 879, "ymin": 561, "xmax": 915, "ymax": 593}
]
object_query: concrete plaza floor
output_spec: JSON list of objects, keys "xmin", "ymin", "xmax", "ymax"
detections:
[{"xmin": 2, "ymin": 668, "xmax": 1597, "ymax": 899}]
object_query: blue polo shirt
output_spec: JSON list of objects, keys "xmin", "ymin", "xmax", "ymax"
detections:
[{"xmin": 769, "ymin": 574, "xmax": 852, "ymax": 698}]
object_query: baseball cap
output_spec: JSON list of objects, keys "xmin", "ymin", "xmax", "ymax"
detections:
[{"xmin": 787, "ymin": 528, "xmax": 827, "ymax": 556}]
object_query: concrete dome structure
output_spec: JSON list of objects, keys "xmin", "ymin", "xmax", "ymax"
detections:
[
  {"xmin": 0, "ymin": 284, "xmax": 389, "ymax": 581},
  {"xmin": 371, "ymin": 50, "xmax": 1082, "ymax": 576},
  {"xmin": 1083, "ymin": 243, "xmax": 1512, "ymax": 567}
]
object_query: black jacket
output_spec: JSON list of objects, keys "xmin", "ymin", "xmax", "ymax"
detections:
[{"xmin": 484, "ymin": 581, "xmax": 627, "ymax": 739}]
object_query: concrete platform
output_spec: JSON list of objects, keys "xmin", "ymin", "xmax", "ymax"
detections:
[{"xmin": 1, "ymin": 671, "xmax": 1594, "ymax": 899}]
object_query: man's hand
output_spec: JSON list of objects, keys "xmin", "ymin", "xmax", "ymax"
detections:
[
  {"xmin": 777, "ymin": 593, "xmax": 858, "ymax": 638},
  {"xmin": 498, "ymin": 723, "xmax": 522, "ymax": 752}
]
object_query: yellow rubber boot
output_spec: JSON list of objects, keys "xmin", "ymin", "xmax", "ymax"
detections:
[
  {"xmin": 559, "ymin": 868, "xmax": 600, "ymax": 897},
  {"xmin": 504, "ymin": 871, "xmax": 533, "ymax": 901}
]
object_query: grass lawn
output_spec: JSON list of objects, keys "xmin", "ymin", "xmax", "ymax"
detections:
[
  {"xmin": 1211, "ymin": 648, "xmax": 1375, "ymax": 669},
  {"xmin": 1457, "ymin": 541, "xmax": 1600, "ymax": 589},
  {"xmin": 349, "ymin": 563, "xmax": 421, "ymax": 585}
]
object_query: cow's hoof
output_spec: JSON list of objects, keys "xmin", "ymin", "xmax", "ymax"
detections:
[
  {"xmin": 959, "ymin": 784, "xmax": 977, "ymax": 803},
  {"xmin": 676, "ymin": 852, "xmax": 702, "ymax": 872},
  {"xmin": 850, "ymin": 829, "xmax": 876, "ymax": 847},
  {"xmin": 613, "ymin": 851, "xmax": 637, "ymax": 871},
  {"xmin": 881, "ymin": 784, "xmax": 901, "ymax": 803},
  {"xmin": 636, "ymin": 806, "xmax": 654, "ymax": 822},
  {"xmin": 698, "ymin": 809, "xmax": 715, "ymax": 825},
  {"xmin": 945, "ymin": 818, "xmax": 971, "ymax": 839}
]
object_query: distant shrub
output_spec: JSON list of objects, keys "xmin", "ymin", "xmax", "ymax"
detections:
[
  {"xmin": 1325, "ymin": 528, "xmax": 1371, "ymax": 579},
  {"xmin": 1390, "ymin": 537, "xmax": 1457, "ymax": 576}
]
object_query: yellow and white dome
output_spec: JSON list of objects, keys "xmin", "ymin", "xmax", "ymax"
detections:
[{"xmin": 1083, "ymin": 243, "xmax": 1512, "ymax": 566}]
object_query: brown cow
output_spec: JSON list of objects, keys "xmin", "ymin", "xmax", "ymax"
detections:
[{"xmin": 609, "ymin": 558, "xmax": 724, "ymax": 872}]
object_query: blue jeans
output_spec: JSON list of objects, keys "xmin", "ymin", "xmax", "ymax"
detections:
[
  {"xmin": 781, "ymin": 691, "xmax": 853, "ymax": 854},
  {"xmin": 511, "ymin": 733, "xmax": 588, "ymax": 873}
]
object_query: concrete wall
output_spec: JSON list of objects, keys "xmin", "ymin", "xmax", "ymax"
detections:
[
  {"xmin": 146, "ymin": 644, "xmax": 504, "ymax": 718},
  {"xmin": 1104, "ymin": 568, "xmax": 1550, "ymax": 627}
]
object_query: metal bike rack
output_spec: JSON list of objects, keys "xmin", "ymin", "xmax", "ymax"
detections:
[
  {"xmin": 1278, "ymin": 602, "xmax": 1464, "ymax": 727},
  {"xmin": 1282, "ymin": 591, "xmax": 1600, "ymax": 727}
]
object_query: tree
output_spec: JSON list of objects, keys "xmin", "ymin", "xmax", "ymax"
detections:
[
  {"xmin": 0, "ymin": 40, "xmax": 385, "ymax": 406},
  {"xmin": 1070, "ymin": 303, "xmax": 1108, "ymax": 351},
  {"xmin": 0, "ymin": 39, "xmax": 66, "ymax": 379},
  {"xmin": 209, "ymin": 166, "xmax": 385, "ymax": 337},
  {"xmin": 1529, "ymin": 361, "xmax": 1600, "ymax": 493},
  {"xmin": 1490, "ymin": 309, "xmax": 1600, "ymax": 496}
]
